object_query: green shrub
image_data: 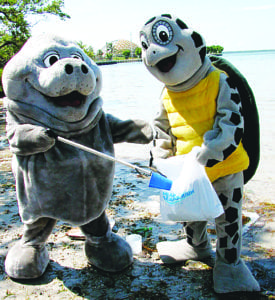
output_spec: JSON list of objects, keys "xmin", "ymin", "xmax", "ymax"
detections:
[{"xmin": 122, "ymin": 49, "xmax": 131, "ymax": 59}]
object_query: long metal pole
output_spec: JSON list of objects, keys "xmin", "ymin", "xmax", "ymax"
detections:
[{"xmin": 57, "ymin": 136, "xmax": 152, "ymax": 176}]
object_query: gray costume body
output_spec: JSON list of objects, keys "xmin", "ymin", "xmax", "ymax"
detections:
[
  {"xmin": 6, "ymin": 100, "xmax": 146, "ymax": 225},
  {"xmin": 3, "ymin": 34, "xmax": 153, "ymax": 279}
]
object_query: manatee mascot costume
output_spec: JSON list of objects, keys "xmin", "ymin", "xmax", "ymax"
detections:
[
  {"xmin": 140, "ymin": 14, "xmax": 260, "ymax": 293},
  {"xmin": 2, "ymin": 33, "xmax": 152, "ymax": 279}
]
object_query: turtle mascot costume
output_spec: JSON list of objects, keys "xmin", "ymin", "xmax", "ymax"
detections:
[
  {"xmin": 140, "ymin": 14, "xmax": 260, "ymax": 293},
  {"xmin": 2, "ymin": 33, "xmax": 153, "ymax": 279}
]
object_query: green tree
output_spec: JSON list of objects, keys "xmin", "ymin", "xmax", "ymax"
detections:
[
  {"xmin": 135, "ymin": 47, "xmax": 142, "ymax": 58},
  {"xmin": 78, "ymin": 41, "xmax": 94, "ymax": 59},
  {"xmin": 97, "ymin": 49, "xmax": 103, "ymax": 59},
  {"xmin": 106, "ymin": 42, "xmax": 113, "ymax": 54},
  {"xmin": 206, "ymin": 45, "xmax": 224, "ymax": 54},
  {"xmin": 106, "ymin": 52, "xmax": 113, "ymax": 60},
  {"xmin": 0, "ymin": 0, "xmax": 70, "ymax": 94},
  {"xmin": 122, "ymin": 49, "xmax": 130, "ymax": 59},
  {"xmin": 105, "ymin": 42, "xmax": 113, "ymax": 60}
]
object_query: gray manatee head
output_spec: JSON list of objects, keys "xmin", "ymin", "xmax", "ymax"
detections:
[{"xmin": 2, "ymin": 33, "xmax": 102, "ymax": 122}]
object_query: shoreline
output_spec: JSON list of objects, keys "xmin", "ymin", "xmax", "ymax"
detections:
[
  {"xmin": 223, "ymin": 49, "xmax": 275, "ymax": 55},
  {"xmin": 96, "ymin": 58, "xmax": 142, "ymax": 66}
]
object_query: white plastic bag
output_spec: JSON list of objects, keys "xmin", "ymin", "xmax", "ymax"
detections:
[{"xmin": 155, "ymin": 147, "xmax": 224, "ymax": 222}]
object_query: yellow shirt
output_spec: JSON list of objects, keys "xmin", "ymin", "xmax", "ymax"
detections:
[{"xmin": 162, "ymin": 70, "xmax": 249, "ymax": 182}]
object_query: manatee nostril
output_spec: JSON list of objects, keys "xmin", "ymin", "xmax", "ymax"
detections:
[
  {"xmin": 65, "ymin": 64, "xmax": 74, "ymax": 75},
  {"xmin": 81, "ymin": 64, "xmax": 88, "ymax": 74}
]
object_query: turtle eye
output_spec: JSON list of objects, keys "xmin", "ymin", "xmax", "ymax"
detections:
[
  {"xmin": 157, "ymin": 25, "xmax": 169, "ymax": 42},
  {"xmin": 152, "ymin": 20, "xmax": 173, "ymax": 45},
  {"xmin": 43, "ymin": 51, "xmax": 60, "ymax": 67},
  {"xmin": 140, "ymin": 34, "xmax": 149, "ymax": 50}
]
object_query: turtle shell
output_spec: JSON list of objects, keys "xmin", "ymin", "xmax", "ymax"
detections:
[{"xmin": 209, "ymin": 55, "xmax": 260, "ymax": 184}]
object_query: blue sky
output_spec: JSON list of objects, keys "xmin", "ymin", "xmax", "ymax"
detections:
[{"xmin": 31, "ymin": 0, "xmax": 275, "ymax": 52}]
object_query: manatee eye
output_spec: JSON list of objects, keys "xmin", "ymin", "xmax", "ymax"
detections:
[
  {"xmin": 71, "ymin": 52, "xmax": 84, "ymax": 60},
  {"xmin": 43, "ymin": 51, "xmax": 60, "ymax": 67},
  {"xmin": 140, "ymin": 34, "xmax": 149, "ymax": 50},
  {"xmin": 152, "ymin": 20, "xmax": 173, "ymax": 45}
]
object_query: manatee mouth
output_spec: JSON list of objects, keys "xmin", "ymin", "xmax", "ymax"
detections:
[
  {"xmin": 156, "ymin": 45, "xmax": 183, "ymax": 73},
  {"xmin": 47, "ymin": 91, "xmax": 87, "ymax": 107}
]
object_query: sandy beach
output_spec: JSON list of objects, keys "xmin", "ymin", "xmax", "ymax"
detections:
[{"xmin": 0, "ymin": 94, "xmax": 274, "ymax": 299}]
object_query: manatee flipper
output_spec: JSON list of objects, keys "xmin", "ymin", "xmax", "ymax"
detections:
[{"xmin": 209, "ymin": 55, "xmax": 260, "ymax": 184}]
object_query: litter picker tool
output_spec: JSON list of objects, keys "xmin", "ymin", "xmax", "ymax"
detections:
[{"xmin": 53, "ymin": 134, "xmax": 172, "ymax": 191}]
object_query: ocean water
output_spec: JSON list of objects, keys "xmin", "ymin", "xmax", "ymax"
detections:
[
  {"xmin": 100, "ymin": 61, "xmax": 163, "ymax": 121},
  {"xmin": 100, "ymin": 50, "xmax": 275, "ymax": 121}
]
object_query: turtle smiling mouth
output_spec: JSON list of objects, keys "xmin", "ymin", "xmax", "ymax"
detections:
[
  {"xmin": 156, "ymin": 45, "xmax": 183, "ymax": 73},
  {"xmin": 47, "ymin": 91, "xmax": 87, "ymax": 107}
]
